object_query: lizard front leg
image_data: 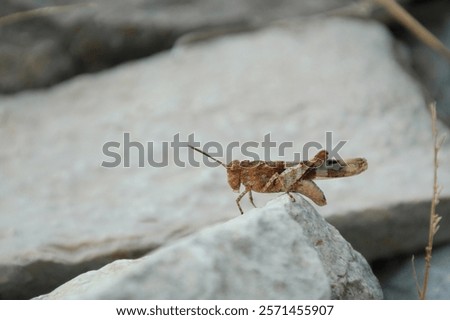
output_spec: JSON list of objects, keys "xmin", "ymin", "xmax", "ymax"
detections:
[
  {"xmin": 248, "ymin": 190, "xmax": 257, "ymax": 208},
  {"xmin": 235, "ymin": 189, "xmax": 248, "ymax": 214}
]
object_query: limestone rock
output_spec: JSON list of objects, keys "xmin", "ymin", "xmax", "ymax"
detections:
[
  {"xmin": 394, "ymin": 0, "xmax": 450, "ymax": 128},
  {"xmin": 0, "ymin": 0, "xmax": 355, "ymax": 93},
  {"xmin": 1, "ymin": 18, "xmax": 449, "ymax": 298},
  {"xmin": 36, "ymin": 195, "xmax": 382, "ymax": 299}
]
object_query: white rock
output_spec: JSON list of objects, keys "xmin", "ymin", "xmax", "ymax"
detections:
[
  {"xmin": 36, "ymin": 195, "xmax": 381, "ymax": 299},
  {"xmin": 1, "ymin": 18, "xmax": 449, "ymax": 298},
  {"xmin": 286, "ymin": 198, "xmax": 383, "ymax": 299}
]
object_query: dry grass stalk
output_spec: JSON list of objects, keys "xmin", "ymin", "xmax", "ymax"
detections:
[
  {"xmin": 374, "ymin": 0, "xmax": 450, "ymax": 62},
  {"xmin": 412, "ymin": 102, "xmax": 445, "ymax": 300}
]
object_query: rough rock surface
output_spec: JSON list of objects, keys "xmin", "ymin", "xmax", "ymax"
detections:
[
  {"xmin": 1, "ymin": 18, "xmax": 449, "ymax": 299},
  {"xmin": 35, "ymin": 195, "xmax": 382, "ymax": 299},
  {"xmin": 0, "ymin": 0, "xmax": 355, "ymax": 93}
]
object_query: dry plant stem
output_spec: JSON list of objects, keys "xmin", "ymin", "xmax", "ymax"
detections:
[
  {"xmin": 411, "ymin": 255, "xmax": 421, "ymax": 298},
  {"xmin": 417, "ymin": 103, "xmax": 444, "ymax": 300},
  {"xmin": 374, "ymin": 0, "xmax": 450, "ymax": 62},
  {"xmin": 0, "ymin": 3, "xmax": 95, "ymax": 27}
]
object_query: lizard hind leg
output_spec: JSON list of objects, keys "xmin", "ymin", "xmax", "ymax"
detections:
[
  {"xmin": 278, "ymin": 176, "xmax": 296, "ymax": 202},
  {"xmin": 262, "ymin": 171, "xmax": 296, "ymax": 202},
  {"xmin": 291, "ymin": 179, "xmax": 327, "ymax": 206}
]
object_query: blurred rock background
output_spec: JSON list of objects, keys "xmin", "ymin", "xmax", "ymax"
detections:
[{"xmin": 0, "ymin": 0, "xmax": 449, "ymax": 299}]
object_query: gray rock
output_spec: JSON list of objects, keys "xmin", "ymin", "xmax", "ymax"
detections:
[
  {"xmin": 328, "ymin": 199, "xmax": 450, "ymax": 262},
  {"xmin": 0, "ymin": 19, "xmax": 74, "ymax": 93},
  {"xmin": 392, "ymin": 0, "xmax": 450, "ymax": 128},
  {"xmin": 1, "ymin": 18, "xmax": 449, "ymax": 299},
  {"xmin": 374, "ymin": 244, "xmax": 450, "ymax": 299},
  {"xmin": 282, "ymin": 197, "xmax": 383, "ymax": 299},
  {"xmin": 35, "ymin": 195, "xmax": 382, "ymax": 299},
  {"xmin": 0, "ymin": 0, "xmax": 355, "ymax": 93}
]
